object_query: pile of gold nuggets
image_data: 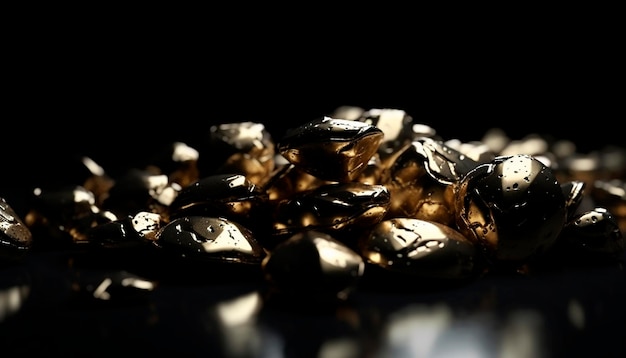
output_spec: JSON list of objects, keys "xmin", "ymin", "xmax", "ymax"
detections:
[{"xmin": 1, "ymin": 105, "xmax": 625, "ymax": 301}]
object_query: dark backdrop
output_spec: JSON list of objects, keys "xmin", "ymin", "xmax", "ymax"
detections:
[{"xmin": 3, "ymin": 38, "xmax": 623, "ymax": 208}]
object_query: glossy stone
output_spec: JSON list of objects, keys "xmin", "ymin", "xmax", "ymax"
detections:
[
  {"xmin": 69, "ymin": 269, "xmax": 157, "ymax": 304},
  {"xmin": 0, "ymin": 197, "xmax": 32, "ymax": 263},
  {"xmin": 131, "ymin": 211, "xmax": 163, "ymax": 241},
  {"xmin": 77, "ymin": 156, "xmax": 116, "ymax": 208},
  {"xmin": 169, "ymin": 173, "xmax": 269, "ymax": 229},
  {"xmin": 262, "ymin": 162, "xmax": 333, "ymax": 202},
  {"xmin": 271, "ymin": 182, "xmax": 391, "ymax": 236},
  {"xmin": 87, "ymin": 211, "xmax": 163, "ymax": 248},
  {"xmin": 261, "ymin": 230, "xmax": 364, "ymax": 298},
  {"xmin": 454, "ymin": 154, "xmax": 568, "ymax": 264},
  {"xmin": 86, "ymin": 216, "xmax": 136, "ymax": 248},
  {"xmin": 561, "ymin": 180, "xmax": 587, "ymax": 220},
  {"xmin": 154, "ymin": 216, "xmax": 266, "ymax": 264},
  {"xmin": 355, "ymin": 108, "xmax": 415, "ymax": 156},
  {"xmin": 144, "ymin": 141, "xmax": 200, "ymax": 188},
  {"xmin": 277, "ymin": 116, "xmax": 384, "ymax": 182},
  {"xmin": 411, "ymin": 137, "xmax": 482, "ymax": 185},
  {"xmin": 556, "ymin": 207, "xmax": 624, "ymax": 261},
  {"xmin": 590, "ymin": 179, "xmax": 626, "ymax": 233},
  {"xmin": 378, "ymin": 138, "xmax": 477, "ymax": 226},
  {"xmin": 386, "ymin": 178, "xmax": 456, "ymax": 227},
  {"xmin": 25, "ymin": 185, "xmax": 117, "ymax": 246},
  {"xmin": 354, "ymin": 152, "xmax": 384, "ymax": 185},
  {"xmin": 23, "ymin": 155, "xmax": 114, "ymax": 208},
  {"xmin": 101, "ymin": 168, "xmax": 181, "ymax": 220},
  {"xmin": 359, "ymin": 218, "xmax": 480, "ymax": 280},
  {"xmin": 198, "ymin": 121, "xmax": 276, "ymax": 185}
]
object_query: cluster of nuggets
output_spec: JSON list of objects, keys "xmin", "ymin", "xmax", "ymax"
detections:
[{"xmin": 1, "ymin": 106, "xmax": 625, "ymax": 300}]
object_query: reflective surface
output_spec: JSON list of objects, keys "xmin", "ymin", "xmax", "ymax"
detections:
[{"xmin": 1, "ymin": 249, "xmax": 625, "ymax": 357}]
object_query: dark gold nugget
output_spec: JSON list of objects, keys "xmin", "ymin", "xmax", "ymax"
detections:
[
  {"xmin": 168, "ymin": 173, "xmax": 269, "ymax": 232},
  {"xmin": 154, "ymin": 216, "xmax": 266, "ymax": 265},
  {"xmin": 359, "ymin": 217, "xmax": 481, "ymax": 281},
  {"xmin": 198, "ymin": 121, "xmax": 276, "ymax": 186},
  {"xmin": 277, "ymin": 116, "xmax": 384, "ymax": 183},
  {"xmin": 0, "ymin": 197, "xmax": 33, "ymax": 264},
  {"xmin": 271, "ymin": 182, "xmax": 391, "ymax": 237},
  {"xmin": 262, "ymin": 230, "xmax": 365, "ymax": 300},
  {"xmin": 454, "ymin": 154, "xmax": 567, "ymax": 266},
  {"xmin": 379, "ymin": 137, "xmax": 481, "ymax": 226}
]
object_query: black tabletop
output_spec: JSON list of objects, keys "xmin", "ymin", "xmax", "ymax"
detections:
[{"xmin": 2, "ymin": 247, "xmax": 625, "ymax": 357}]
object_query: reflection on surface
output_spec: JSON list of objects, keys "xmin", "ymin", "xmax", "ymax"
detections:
[
  {"xmin": 377, "ymin": 304, "xmax": 455, "ymax": 357},
  {"xmin": 0, "ymin": 252, "xmax": 625, "ymax": 357},
  {"xmin": 567, "ymin": 299, "xmax": 585, "ymax": 330},
  {"xmin": 500, "ymin": 309, "xmax": 545, "ymax": 358},
  {"xmin": 318, "ymin": 338, "xmax": 361, "ymax": 358},
  {"xmin": 0, "ymin": 265, "xmax": 30, "ymax": 323},
  {"xmin": 214, "ymin": 290, "xmax": 263, "ymax": 357},
  {"xmin": 375, "ymin": 304, "xmax": 549, "ymax": 358},
  {"xmin": 0, "ymin": 284, "xmax": 30, "ymax": 322}
]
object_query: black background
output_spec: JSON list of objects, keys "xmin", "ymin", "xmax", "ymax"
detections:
[
  {"xmin": 3, "ymin": 10, "xmax": 624, "ymax": 198},
  {"xmin": 4, "ymin": 43, "xmax": 623, "ymax": 201},
  {"xmin": 4, "ymin": 15, "xmax": 623, "ymax": 187}
]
